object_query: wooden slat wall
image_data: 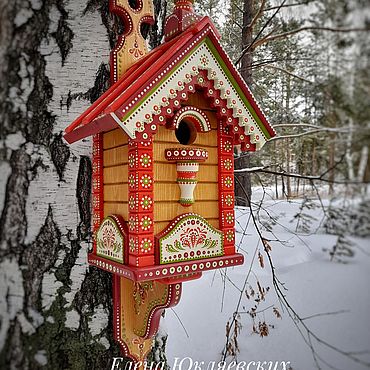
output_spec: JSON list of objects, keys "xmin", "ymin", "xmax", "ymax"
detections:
[
  {"xmin": 183, "ymin": 94, "xmax": 218, "ymax": 125},
  {"xmin": 103, "ymin": 129, "xmax": 128, "ymax": 219},
  {"xmin": 104, "ymin": 165, "xmax": 128, "ymax": 184},
  {"xmin": 103, "ymin": 128, "xmax": 128, "ymax": 149},
  {"xmin": 154, "ymin": 122, "xmax": 219, "ymax": 234},
  {"xmin": 104, "ymin": 146, "xmax": 128, "ymax": 167},
  {"xmin": 103, "ymin": 183, "xmax": 218, "ymax": 203},
  {"xmin": 101, "ymin": 99, "xmax": 220, "ymax": 233}
]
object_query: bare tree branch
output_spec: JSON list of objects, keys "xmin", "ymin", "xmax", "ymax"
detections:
[
  {"xmin": 235, "ymin": 0, "xmax": 287, "ymax": 65},
  {"xmin": 262, "ymin": 64, "xmax": 314, "ymax": 83},
  {"xmin": 232, "ymin": 177, "xmax": 370, "ymax": 369},
  {"xmin": 234, "ymin": 165, "xmax": 369, "ymax": 185},
  {"xmin": 248, "ymin": 0, "xmax": 267, "ymax": 30},
  {"xmin": 269, "ymin": 127, "xmax": 351, "ymax": 140},
  {"xmin": 253, "ymin": 26, "xmax": 370, "ymax": 49},
  {"xmin": 264, "ymin": 1, "xmax": 314, "ymax": 12}
]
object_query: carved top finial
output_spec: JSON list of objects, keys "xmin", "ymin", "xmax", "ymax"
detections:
[
  {"xmin": 164, "ymin": 0, "xmax": 200, "ymax": 41},
  {"xmin": 110, "ymin": 0, "xmax": 155, "ymax": 82}
]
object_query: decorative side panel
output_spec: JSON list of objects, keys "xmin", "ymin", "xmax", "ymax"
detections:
[
  {"xmin": 96, "ymin": 215, "xmax": 127, "ymax": 263},
  {"xmin": 157, "ymin": 213, "xmax": 224, "ymax": 264}
]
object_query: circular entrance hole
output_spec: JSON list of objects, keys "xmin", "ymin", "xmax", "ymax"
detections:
[{"xmin": 175, "ymin": 119, "xmax": 197, "ymax": 145}]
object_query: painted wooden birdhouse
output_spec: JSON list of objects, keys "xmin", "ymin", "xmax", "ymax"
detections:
[{"xmin": 64, "ymin": 0, "xmax": 275, "ymax": 363}]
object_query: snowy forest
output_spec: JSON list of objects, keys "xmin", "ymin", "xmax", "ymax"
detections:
[{"xmin": 0, "ymin": 0, "xmax": 369, "ymax": 369}]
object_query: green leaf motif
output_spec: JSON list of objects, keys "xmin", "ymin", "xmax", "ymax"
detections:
[
  {"xmin": 166, "ymin": 240, "xmax": 186, "ymax": 253},
  {"xmin": 204, "ymin": 239, "xmax": 217, "ymax": 249}
]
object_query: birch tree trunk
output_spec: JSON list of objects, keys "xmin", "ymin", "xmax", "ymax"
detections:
[{"xmin": 0, "ymin": 0, "xmax": 166, "ymax": 369}]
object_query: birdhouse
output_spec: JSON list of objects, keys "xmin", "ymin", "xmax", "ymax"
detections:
[{"xmin": 64, "ymin": 0, "xmax": 275, "ymax": 363}]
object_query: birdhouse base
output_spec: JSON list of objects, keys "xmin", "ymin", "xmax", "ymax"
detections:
[
  {"xmin": 112, "ymin": 275, "xmax": 181, "ymax": 363},
  {"xmin": 88, "ymin": 253, "xmax": 244, "ymax": 283},
  {"xmin": 89, "ymin": 252, "xmax": 244, "ymax": 362}
]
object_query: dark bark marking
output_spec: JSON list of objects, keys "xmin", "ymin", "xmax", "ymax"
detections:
[
  {"xmin": 22, "ymin": 205, "xmax": 61, "ymax": 311},
  {"xmin": 87, "ymin": 63, "xmax": 111, "ymax": 104},
  {"xmin": 73, "ymin": 267, "xmax": 123, "ymax": 369},
  {"xmin": 50, "ymin": 133, "xmax": 70, "ymax": 181},
  {"xmin": 149, "ymin": 0, "xmax": 168, "ymax": 49},
  {"xmin": 26, "ymin": 55, "xmax": 55, "ymax": 146},
  {"xmin": 0, "ymin": 1, "xmax": 55, "ymax": 145},
  {"xmin": 60, "ymin": 63, "xmax": 110, "ymax": 111},
  {"xmin": 52, "ymin": 1, "xmax": 74, "ymax": 66},
  {"xmin": 0, "ymin": 319, "xmax": 27, "ymax": 370},
  {"xmin": 0, "ymin": 148, "xmax": 30, "ymax": 257},
  {"xmin": 84, "ymin": 0, "xmax": 124, "ymax": 49},
  {"xmin": 76, "ymin": 156, "xmax": 92, "ymax": 240},
  {"xmin": 74, "ymin": 267, "xmax": 112, "ymax": 316},
  {"xmin": 54, "ymin": 238, "xmax": 81, "ymax": 287}
]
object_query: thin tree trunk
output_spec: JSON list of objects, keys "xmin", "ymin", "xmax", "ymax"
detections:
[
  {"xmin": 286, "ymin": 138, "xmax": 292, "ymax": 198},
  {"xmin": 235, "ymin": 0, "xmax": 253, "ymax": 206}
]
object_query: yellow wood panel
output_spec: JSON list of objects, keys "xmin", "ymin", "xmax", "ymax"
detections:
[
  {"xmin": 154, "ymin": 218, "xmax": 219, "ymax": 234},
  {"xmin": 103, "ymin": 146, "xmax": 128, "ymax": 167},
  {"xmin": 184, "ymin": 92, "xmax": 217, "ymax": 114},
  {"xmin": 154, "ymin": 143, "xmax": 218, "ymax": 164},
  {"xmin": 154, "ymin": 126, "xmax": 218, "ymax": 147},
  {"xmin": 103, "ymin": 129, "xmax": 128, "ymax": 149},
  {"xmin": 154, "ymin": 200, "xmax": 219, "ymax": 223},
  {"xmin": 104, "ymin": 202, "xmax": 128, "ymax": 220},
  {"xmin": 154, "ymin": 162, "xmax": 218, "ymax": 183},
  {"xmin": 104, "ymin": 165, "xmax": 128, "ymax": 184},
  {"xmin": 154, "ymin": 183, "xmax": 218, "ymax": 202},
  {"xmin": 104, "ymin": 184, "xmax": 129, "ymax": 202}
]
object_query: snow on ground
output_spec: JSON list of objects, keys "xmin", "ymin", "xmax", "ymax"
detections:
[{"xmin": 165, "ymin": 188, "xmax": 370, "ymax": 370}]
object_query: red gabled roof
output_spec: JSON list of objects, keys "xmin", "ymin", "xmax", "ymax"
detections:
[{"xmin": 64, "ymin": 16, "xmax": 275, "ymax": 144}]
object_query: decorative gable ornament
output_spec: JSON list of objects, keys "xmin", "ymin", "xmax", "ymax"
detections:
[{"xmin": 64, "ymin": 0, "xmax": 275, "ymax": 363}]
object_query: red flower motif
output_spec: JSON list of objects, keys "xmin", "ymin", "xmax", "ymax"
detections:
[{"xmin": 179, "ymin": 227, "xmax": 207, "ymax": 249}]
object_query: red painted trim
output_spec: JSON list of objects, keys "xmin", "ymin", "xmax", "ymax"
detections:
[
  {"xmin": 161, "ymin": 272, "xmax": 202, "ymax": 284},
  {"xmin": 204, "ymin": 31, "xmax": 275, "ymax": 139},
  {"xmin": 64, "ymin": 17, "xmax": 274, "ymax": 143},
  {"xmin": 64, "ymin": 27, "xmax": 197, "ymax": 136},
  {"xmin": 64, "ymin": 115, "xmax": 117, "ymax": 144},
  {"xmin": 128, "ymin": 138, "xmax": 155, "ymax": 267},
  {"xmin": 217, "ymin": 117, "xmax": 235, "ymax": 253},
  {"xmin": 92, "ymin": 134, "xmax": 104, "ymax": 255},
  {"xmin": 142, "ymin": 283, "xmax": 182, "ymax": 339},
  {"xmin": 165, "ymin": 147, "xmax": 208, "ymax": 162}
]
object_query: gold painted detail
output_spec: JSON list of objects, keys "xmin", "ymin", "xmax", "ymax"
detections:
[
  {"xmin": 112, "ymin": 0, "xmax": 154, "ymax": 80},
  {"xmin": 133, "ymin": 281, "xmax": 154, "ymax": 314},
  {"xmin": 133, "ymin": 283, "xmax": 170, "ymax": 337}
]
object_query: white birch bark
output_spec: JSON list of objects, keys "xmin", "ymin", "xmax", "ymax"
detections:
[
  {"xmin": 0, "ymin": 1, "xmax": 121, "ymax": 369},
  {"xmin": 0, "ymin": 0, "xmax": 170, "ymax": 368}
]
